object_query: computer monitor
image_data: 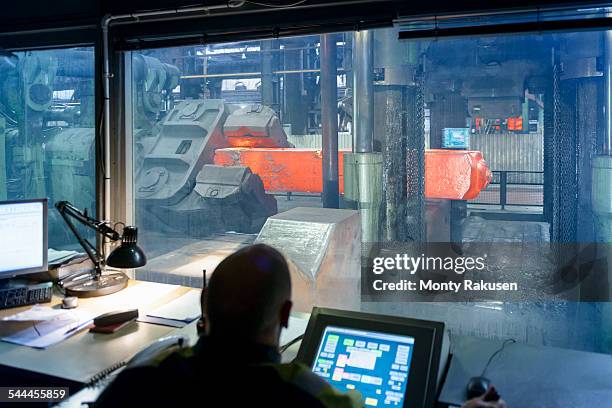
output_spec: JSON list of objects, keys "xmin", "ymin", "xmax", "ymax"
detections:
[
  {"xmin": 0, "ymin": 199, "xmax": 48, "ymax": 279},
  {"xmin": 297, "ymin": 308, "xmax": 445, "ymax": 408}
]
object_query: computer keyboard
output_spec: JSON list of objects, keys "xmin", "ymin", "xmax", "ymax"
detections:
[{"xmin": 0, "ymin": 282, "xmax": 53, "ymax": 309}]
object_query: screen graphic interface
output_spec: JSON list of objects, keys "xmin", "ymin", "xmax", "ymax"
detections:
[{"xmin": 312, "ymin": 326, "xmax": 414, "ymax": 407}]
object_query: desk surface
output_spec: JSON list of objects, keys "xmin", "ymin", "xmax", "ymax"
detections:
[
  {"xmin": 0, "ymin": 280, "xmax": 194, "ymax": 384},
  {"xmin": 5, "ymin": 283, "xmax": 611, "ymax": 407},
  {"xmin": 0, "ymin": 279, "xmax": 310, "ymax": 388},
  {"xmin": 439, "ymin": 335, "xmax": 612, "ymax": 407}
]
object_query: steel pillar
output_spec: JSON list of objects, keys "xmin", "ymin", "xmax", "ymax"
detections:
[
  {"xmin": 353, "ymin": 30, "xmax": 374, "ymax": 153},
  {"xmin": 320, "ymin": 33, "xmax": 339, "ymax": 208}
]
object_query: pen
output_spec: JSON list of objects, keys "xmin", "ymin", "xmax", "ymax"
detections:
[{"xmin": 64, "ymin": 320, "xmax": 93, "ymax": 335}]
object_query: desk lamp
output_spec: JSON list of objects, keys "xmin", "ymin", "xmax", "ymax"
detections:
[{"xmin": 55, "ymin": 201, "xmax": 147, "ymax": 297}]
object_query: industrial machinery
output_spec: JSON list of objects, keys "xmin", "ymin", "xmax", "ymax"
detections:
[
  {"xmin": 134, "ymin": 95, "xmax": 491, "ymax": 238},
  {"xmin": 0, "ymin": 49, "xmax": 96, "ymax": 248},
  {"xmin": 214, "ymin": 147, "xmax": 491, "ymax": 200},
  {"xmin": 0, "ymin": 44, "xmax": 492, "ymax": 249},
  {"xmin": 0, "ymin": 49, "xmax": 182, "ymax": 249},
  {"xmin": 134, "ymin": 99, "xmax": 279, "ymax": 236}
]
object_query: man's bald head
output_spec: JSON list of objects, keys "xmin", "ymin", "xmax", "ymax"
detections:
[{"xmin": 204, "ymin": 244, "xmax": 292, "ymax": 344}]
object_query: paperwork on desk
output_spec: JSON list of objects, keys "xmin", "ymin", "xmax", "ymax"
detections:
[
  {"xmin": 140, "ymin": 289, "xmax": 201, "ymax": 328},
  {"xmin": 0, "ymin": 305, "xmax": 94, "ymax": 349}
]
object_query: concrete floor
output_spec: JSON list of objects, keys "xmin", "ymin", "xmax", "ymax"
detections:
[
  {"xmin": 462, "ymin": 215, "xmax": 549, "ymax": 242},
  {"xmin": 383, "ymin": 215, "xmax": 608, "ymax": 353},
  {"xmin": 135, "ymin": 200, "xmax": 610, "ymax": 354},
  {"xmin": 362, "ymin": 301, "xmax": 608, "ymax": 353}
]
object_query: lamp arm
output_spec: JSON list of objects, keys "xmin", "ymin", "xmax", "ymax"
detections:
[
  {"xmin": 55, "ymin": 201, "xmax": 122, "ymax": 275},
  {"xmin": 56, "ymin": 201, "xmax": 121, "ymax": 241}
]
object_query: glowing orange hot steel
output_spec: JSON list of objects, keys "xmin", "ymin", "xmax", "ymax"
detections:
[{"xmin": 214, "ymin": 148, "xmax": 491, "ymax": 200}]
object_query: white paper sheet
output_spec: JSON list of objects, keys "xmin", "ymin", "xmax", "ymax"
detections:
[
  {"xmin": 146, "ymin": 290, "xmax": 201, "ymax": 322},
  {"xmin": 1, "ymin": 305, "xmax": 94, "ymax": 349}
]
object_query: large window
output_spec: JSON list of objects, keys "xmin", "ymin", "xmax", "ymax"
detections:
[
  {"xmin": 0, "ymin": 47, "xmax": 96, "ymax": 251},
  {"xmin": 127, "ymin": 30, "xmax": 611, "ymax": 354}
]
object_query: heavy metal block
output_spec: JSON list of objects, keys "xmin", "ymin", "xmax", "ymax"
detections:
[
  {"xmin": 147, "ymin": 165, "xmax": 277, "ymax": 237},
  {"xmin": 136, "ymin": 99, "xmax": 229, "ymax": 206},
  {"xmin": 215, "ymin": 147, "xmax": 348, "ymax": 193},
  {"xmin": 255, "ymin": 207, "xmax": 361, "ymax": 313},
  {"xmin": 223, "ymin": 104, "xmax": 292, "ymax": 148},
  {"xmin": 215, "ymin": 147, "xmax": 491, "ymax": 200}
]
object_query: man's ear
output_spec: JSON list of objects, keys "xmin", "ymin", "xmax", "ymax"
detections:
[{"xmin": 280, "ymin": 300, "xmax": 292, "ymax": 328}]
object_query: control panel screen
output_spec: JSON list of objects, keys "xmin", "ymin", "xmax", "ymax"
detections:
[{"xmin": 312, "ymin": 326, "xmax": 414, "ymax": 407}]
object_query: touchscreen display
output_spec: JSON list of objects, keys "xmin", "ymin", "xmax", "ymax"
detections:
[{"xmin": 311, "ymin": 326, "xmax": 415, "ymax": 407}]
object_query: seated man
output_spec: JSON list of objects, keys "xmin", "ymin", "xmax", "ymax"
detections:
[
  {"xmin": 97, "ymin": 244, "xmax": 505, "ymax": 408},
  {"xmin": 96, "ymin": 244, "xmax": 360, "ymax": 407}
]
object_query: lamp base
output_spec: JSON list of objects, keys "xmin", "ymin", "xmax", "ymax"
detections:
[{"xmin": 64, "ymin": 271, "xmax": 129, "ymax": 298}]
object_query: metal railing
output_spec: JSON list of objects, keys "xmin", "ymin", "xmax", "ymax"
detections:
[{"xmin": 469, "ymin": 170, "xmax": 544, "ymax": 209}]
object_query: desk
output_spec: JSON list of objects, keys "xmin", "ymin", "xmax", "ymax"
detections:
[
  {"xmin": 0, "ymin": 278, "xmax": 310, "ymax": 400},
  {"xmin": 15, "ymin": 288, "xmax": 610, "ymax": 408},
  {"xmin": 0, "ymin": 280, "xmax": 195, "ymax": 389},
  {"xmin": 56, "ymin": 307, "xmax": 310, "ymax": 408},
  {"xmin": 439, "ymin": 335, "xmax": 612, "ymax": 407}
]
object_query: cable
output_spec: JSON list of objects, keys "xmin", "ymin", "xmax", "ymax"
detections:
[
  {"xmin": 244, "ymin": 0, "xmax": 307, "ymax": 8},
  {"xmin": 280, "ymin": 334, "xmax": 304, "ymax": 353},
  {"xmin": 481, "ymin": 338, "xmax": 516, "ymax": 377}
]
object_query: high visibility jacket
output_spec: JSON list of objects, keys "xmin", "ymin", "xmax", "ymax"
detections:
[{"xmin": 96, "ymin": 336, "xmax": 362, "ymax": 408}]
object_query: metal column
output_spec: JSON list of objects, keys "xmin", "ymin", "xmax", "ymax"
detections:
[
  {"xmin": 0, "ymin": 118, "xmax": 5, "ymax": 200},
  {"xmin": 261, "ymin": 40, "xmax": 274, "ymax": 108},
  {"xmin": 345, "ymin": 30, "xmax": 382, "ymax": 243},
  {"xmin": 379, "ymin": 86, "xmax": 407, "ymax": 241},
  {"xmin": 595, "ymin": 29, "xmax": 612, "ymax": 348},
  {"xmin": 605, "ymin": 30, "xmax": 612, "ymax": 155},
  {"xmin": 429, "ymin": 91, "xmax": 468, "ymax": 243},
  {"xmin": 320, "ymin": 34, "xmax": 339, "ymax": 208},
  {"xmin": 372, "ymin": 27, "xmax": 425, "ymax": 243},
  {"xmin": 353, "ymin": 30, "xmax": 374, "ymax": 153},
  {"xmin": 593, "ymin": 31, "xmax": 612, "ymax": 244},
  {"xmin": 282, "ymin": 38, "xmax": 307, "ymax": 135},
  {"xmin": 595, "ymin": 29, "xmax": 612, "ymax": 243}
]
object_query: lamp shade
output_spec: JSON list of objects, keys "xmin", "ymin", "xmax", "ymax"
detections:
[{"xmin": 106, "ymin": 226, "xmax": 147, "ymax": 268}]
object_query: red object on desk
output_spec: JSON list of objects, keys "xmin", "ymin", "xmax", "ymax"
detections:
[{"xmin": 90, "ymin": 319, "xmax": 136, "ymax": 334}]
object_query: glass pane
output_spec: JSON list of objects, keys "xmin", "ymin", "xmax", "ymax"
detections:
[
  {"xmin": 130, "ymin": 36, "xmax": 351, "ymax": 287},
  {"xmin": 363, "ymin": 28, "xmax": 611, "ymax": 355},
  {"xmin": 0, "ymin": 47, "xmax": 96, "ymax": 250},
  {"xmin": 129, "ymin": 30, "xmax": 611, "ymax": 354}
]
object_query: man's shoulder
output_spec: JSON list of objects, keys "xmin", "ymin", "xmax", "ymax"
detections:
[
  {"xmin": 95, "ymin": 349, "xmax": 198, "ymax": 407},
  {"xmin": 271, "ymin": 362, "xmax": 330, "ymax": 394},
  {"xmin": 269, "ymin": 362, "xmax": 362, "ymax": 408}
]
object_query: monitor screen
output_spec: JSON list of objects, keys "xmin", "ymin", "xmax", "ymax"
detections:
[
  {"xmin": 442, "ymin": 127, "xmax": 470, "ymax": 149},
  {"xmin": 0, "ymin": 199, "xmax": 48, "ymax": 278},
  {"xmin": 297, "ymin": 308, "xmax": 445, "ymax": 408},
  {"xmin": 312, "ymin": 326, "xmax": 414, "ymax": 407}
]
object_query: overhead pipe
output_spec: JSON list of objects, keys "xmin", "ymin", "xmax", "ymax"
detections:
[{"xmin": 180, "ymin": 67, "xmax": 346, "ymax": 79}]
